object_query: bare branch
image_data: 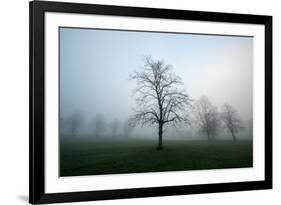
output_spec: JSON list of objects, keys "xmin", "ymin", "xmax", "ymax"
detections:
[
  {"xmin": 193, "ymin": 96, "xmax": 220, "ymax": 140},
  {"xmin": 130, "ymin": 56, "xmax": 193, "ymax": 134},
  {"xmin": 221, "ymin": 104, "xmax": 243, "ymax": 141}
]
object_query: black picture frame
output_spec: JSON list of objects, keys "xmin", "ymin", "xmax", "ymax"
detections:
[{"xmin": 29, "ymin": 0, "xmax": 272, "ymax": 204}]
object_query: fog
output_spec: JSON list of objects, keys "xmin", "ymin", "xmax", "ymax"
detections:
[{"xmin": 60, "ymin": 27, "xmax": 253, "ymax": 141}]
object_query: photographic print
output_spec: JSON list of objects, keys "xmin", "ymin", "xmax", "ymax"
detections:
[
  {"xmin": 30, "ymin": 1, "xmax": 272, "ymax": 203},
  {"xmin": 59, "ymin": 28, "xmax": 253, "ymax": 177}
]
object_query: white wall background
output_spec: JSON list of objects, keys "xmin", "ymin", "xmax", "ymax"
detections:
[{"xmin": 0, "ymin": 0, "xmax": 279, "ymax": 204}]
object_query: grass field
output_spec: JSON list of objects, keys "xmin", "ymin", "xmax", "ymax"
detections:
[{"xmin": 60, "ymin": 139, "xmax": 253, "ymax": 177}]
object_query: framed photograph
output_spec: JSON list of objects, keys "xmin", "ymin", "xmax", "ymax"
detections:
[{"xmin": 29, "ymin": 0, "xmax": 272, "ymax": 204}]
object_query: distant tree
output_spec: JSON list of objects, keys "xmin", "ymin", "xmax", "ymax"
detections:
[
  {"xmin": 68, "ymin": 111, "xmax": 83, "ymax": 137},
  {"xmin": 123, "ymin": 118, "xmax": 135, "ymax": 138},
  {"xmin": 247, "ymin": 118, "xmax": 253, "ymax": 138},
  {"xmin": 130, "ymin": 56, "xmax": 192, "ymax": 150},
  {"xmin": 208, "ymin": 107, "xmax": 220, "ymax": 139},
  {"xmin": 59, "ymin": 117, "xmax": 68, "ymax": 137},
  {"xmin": 194, "ymin": 96, "xmax": 220, "ymax": 140},
  {"xmin": 221, "ymin": 104, "xmax": 243, "ymax": 141},
  {"xmin": 92, "ymin": 114, "xmax": 107, "ymax": 138},
  {"xmin": 110, "ymin": 119, "xmax": 120, "ymax": 137}
]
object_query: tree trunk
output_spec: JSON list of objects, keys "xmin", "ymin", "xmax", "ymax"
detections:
[
  {"xmin": 157, "ymin": 123, "xmax": 163, "ymax": 150},
  {"xmin": 207, "ymin": 130, "xmax": 210, "ymax": 141},
  {"xmin": 231, "ymin": 132, "xmax": 237, "ymax": 141}
]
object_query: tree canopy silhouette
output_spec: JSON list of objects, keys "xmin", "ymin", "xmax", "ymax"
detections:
[
  {"xmin": 221, "ymin": 104, "xmax": 243, "ymax": 141},
  {"xmin": 130, "ymin": 56, "xmax": 192, "ymax": 150},
  {"xmin": 193, "ymin": 96, "xmax": 220, "ymax": 140}
]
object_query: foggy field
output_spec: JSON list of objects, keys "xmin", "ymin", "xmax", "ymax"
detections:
[
  {"xmin": 60, "ymin": 139, "xmax": 253, "ymax": 176},
  {"xmin": 59, "ymin": 28, "xmax": 254, "ymax": 178}
]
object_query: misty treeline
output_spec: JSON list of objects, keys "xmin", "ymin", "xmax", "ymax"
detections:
[
  {"xmin": 60, "ymin": 56, "xmax": 252, "ymax": 147},
  {"xmin": 60, "ymin": 112, "xmax": 134, "ymax": 139},
  {"xmin": 60, "ymin": 114, "xmax": 135, "ymax": 139}
]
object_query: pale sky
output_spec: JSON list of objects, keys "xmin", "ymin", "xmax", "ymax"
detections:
[{"xmin": 60, "ymin": 27, "xmax": 253, "ymax": 132}]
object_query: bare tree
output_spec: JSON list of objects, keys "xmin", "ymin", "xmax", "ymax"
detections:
[
  {"xmin": 194, "ymin": 96, "xmax": 220, "ymax": 140},
  {"xmin": 209, "ymin": 108, "xmax": 220, "ymax": 139},
  {"xmin": 110, "ymin": 119, "xmax": 120, "ymax": 137},
  {"xmin": 123, "ymin": 118, "xmax": 135, "ymax": 138},
  {"xmin": 92, "ymin": 114, "xmax": 107, "ymax": 138},
  {"xmin": 221, "ymin": 104, "xmax": 243, "ymax": 141},
  {"xmin": 131, "ymin": 56, "xmax": 192, "ymax": 150},
  {"xmin": 68, "ymin": 111, "xmax": 83, "ymax": 138},
  {"xmin": 247, "ymin": 118, "xmax": 253, "ymax": 138},
  {"xmin": 59, "ymin": 117, "xmax": 68, "ymax": 138}
]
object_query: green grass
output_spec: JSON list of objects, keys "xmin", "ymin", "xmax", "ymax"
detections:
[{"xmin": 60, "ymin": 139, "xmax": 253, "ymax": 177}]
